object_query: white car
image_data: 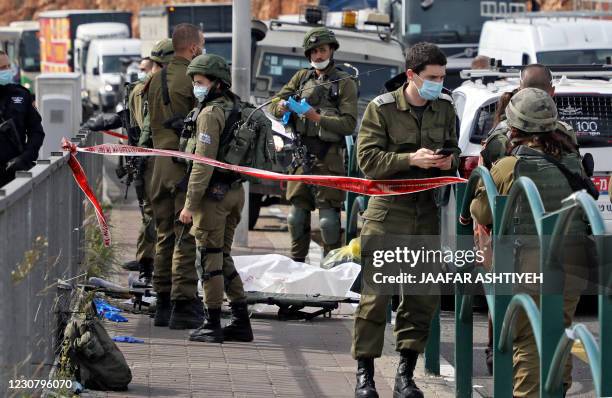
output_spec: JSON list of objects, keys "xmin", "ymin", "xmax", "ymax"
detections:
[{"xmin": 440, "ymin": 69, "xmax": 612, "ymax": 240}]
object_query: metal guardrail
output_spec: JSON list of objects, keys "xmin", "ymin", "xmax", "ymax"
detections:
[
  {"xmin": 443, "ymin": 167, "xmax": 612, "ymax": 397},
  {"xmin": 0, "ymin": 131, "xmax": 102, "ymax": 394}
]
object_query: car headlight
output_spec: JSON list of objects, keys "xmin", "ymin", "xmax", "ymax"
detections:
[{"xmin": 104, "ymin": 84, "xmax": 113, "ymax": 92}]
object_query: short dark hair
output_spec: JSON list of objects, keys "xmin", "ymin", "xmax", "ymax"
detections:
[
  {"xmin": 405, "ymin": 42, "xmax": 447, "ymax": 74},
  {"xmin": 172, "ymin": 23, "xmax": 202, "ymax": 52},
  {"xmin": 520, "ymin": 64, "xmax": 553, "ymax": 91}
]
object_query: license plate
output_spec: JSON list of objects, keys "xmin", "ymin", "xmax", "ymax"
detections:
[
  {"xmin": 592, "ymin": 175, "xmax": 612, "ymax": 220},
  {"xmin": 592, "ymin": 176, "xmax": 609, "ymax": 194}
]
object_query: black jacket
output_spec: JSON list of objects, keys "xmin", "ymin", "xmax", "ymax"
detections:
[{"xmin": 0, "ymin": 83, "xmax": 45, "ymax": 165}]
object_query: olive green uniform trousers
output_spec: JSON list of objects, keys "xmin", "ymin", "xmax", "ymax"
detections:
[
  {"xmin": 135, "ymin": 157, "xmax": 157, "ymax": 264},
  {"xmin": 150, "ymin": 156, "xmax": 197, "ymax": 300},
  {"xmin": 287, "ymin": 144, "xmax": 345, "ymax": 258},
  {"xmin": 191, "ymin": 185, "xmax": 246, "ymax": 309},
  {"xmin": 352, "ymin": 195, "xmax": 441, "ymax": 358}
]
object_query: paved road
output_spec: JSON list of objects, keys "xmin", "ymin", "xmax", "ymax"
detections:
[{"xmin": 98, "ymin": 202, "xmax": 598, "ymax": 397}]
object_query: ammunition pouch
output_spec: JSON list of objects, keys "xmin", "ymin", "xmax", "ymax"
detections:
[{"xmin": 317, "ymin": 108, "xmax": 344, "ymax": 143}]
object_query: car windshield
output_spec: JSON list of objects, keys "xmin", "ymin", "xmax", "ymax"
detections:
[
  {"xmin": 469, "ymin": 94, "xmax": 612, "ymax": 148},
  {"xmin": 101, "ymin": 55, "xmax": 136, "ymax": 74},
  {"xmin": 537, "ymin": 49, "xmax": 612, "ymax": 65},
  {"xmin": 205, "ymin": 40, "xmax": 232, "ymax": 63},
  {"xmin": 404, "ymin": 0, "xmax": 483, "ymax": 45},
  {"xmin": 259, "ymin": 53, "xmax": 399, "ymax": 101},
  {"xmin": 20, "ymin": 30, "xmax": 40, "ymax": 72}
]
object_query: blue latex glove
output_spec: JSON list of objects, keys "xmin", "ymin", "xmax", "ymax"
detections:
[
  {"xmin": 104, "ymin": 312, "xmax": 128, "ymax": 322},
  {"xmin": 112, "ymin": 335, "xmax": 144, "ymax": 344},
  {"xmin": 281, "ymin": 111, "xmax": 291, "ymax": 125},
  {"xmin": 287, "ymin": 96, "xmax": 312, "ymax": 115},
  {"xmin": 94, "ymin": 298, "xmax": 121, "ymax": 314}
]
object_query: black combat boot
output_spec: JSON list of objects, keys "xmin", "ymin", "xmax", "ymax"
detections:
[
  {"xmin": 154, "ymin": 292, "xmax": 171, "ymax": 327},
  {"xmin": 189, "ymin": 308, "xmax": 223, "ymax": 343},
  {"xmin": 222, "ymin": 302, "xmax": 254, "ymax": 342},
  {"xmin": 169, "ymin": 299, "xmax": 204, "ymax": 330},
  {"xmin": 355, "ymin": 357, "xmax": 378, "ymax": 398},
  {"xmin": 292, "ymin": 257, "xmax": 306, "ymax": 263},
  {"xmin": 393, "ymin": 350, "xmax": 424, "ymax": 398},
  {"xmin": 136, "ymin": 258, "xmax": 154, "ymax": 287},
  {"xmin": 122, "ymin": 260, "xmax": 141, "ymax": 272}
]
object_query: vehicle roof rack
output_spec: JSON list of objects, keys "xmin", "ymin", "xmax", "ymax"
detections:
[
  {"xmin": 481, "ymin": 0, "xmax": 612, "ymax": 19},
  {"xmin": 268, "ymin": 19, "xmax": 395, "ymax": 42},
  {"xmin": 461, "ymin": 63, "xmax": 612, "ymax": 82}
]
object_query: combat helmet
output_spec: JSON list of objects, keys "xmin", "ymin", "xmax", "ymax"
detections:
[
  {"xmin": 505, "ymin": 87, "xmax": 558, "ymax": 133},
  {"xmin": 303, "ymin": 27, "xmax": 339, "ymax": 57},
  {"xmin": 187, "ymin": 54, "xmax": 231, "ymax": 87},
  {"xmin": 150, "ymin": 38, "xmax": 174, "ymax": 64}
]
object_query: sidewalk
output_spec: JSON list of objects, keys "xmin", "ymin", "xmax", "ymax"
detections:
[{"xmin": 80, "ymin": 203, "xmax": 456, "ymax": 398}]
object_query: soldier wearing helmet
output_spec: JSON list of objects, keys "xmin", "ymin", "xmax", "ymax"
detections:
[
  {"xmin": 179, "ymin": 54, "xmax": 253, "ymax": 344},
  {"xmin": 147, "ymin": 24, "xmax": 205, "ymax": 330},
  {"xmin": 269, "ymin": 27, "xmax": 358, "ymax": 263},
  {"xmin": 471, "ymin": 87, "xmax": 589, "ymax": 398},
  {"xmin": 116, "ymin": 38, "xmax": 176, "ymax": 283}
]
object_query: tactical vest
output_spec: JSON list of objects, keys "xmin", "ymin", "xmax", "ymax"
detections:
[
  {"xmin": 180, "ymin": 93, "xmax": 277, "ymax": 184},
  {"xmin": 291, "ymin": 67, "xmax": 348, "ymax": 145},
  {"xmin": 509, "ymin": 146, "xmax": 588, "ymax": 236}
]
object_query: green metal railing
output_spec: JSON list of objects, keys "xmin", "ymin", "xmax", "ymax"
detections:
[{"xmin": 441, "ymin": 165, "xmax": 612, "ymax": 398}]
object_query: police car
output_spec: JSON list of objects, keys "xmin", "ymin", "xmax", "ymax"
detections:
[{"xmin": 440, "ymin": 64, "xmax": 612, "ymax": 242}]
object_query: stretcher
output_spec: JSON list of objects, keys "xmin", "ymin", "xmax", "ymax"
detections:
[{"xmin": 245, "ymin": 291, "xmax": 359, "ymax": 321}]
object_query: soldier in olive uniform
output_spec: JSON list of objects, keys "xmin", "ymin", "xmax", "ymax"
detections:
[
  {"xmin": 471, "ymin": 88, "xmax": 588, "ymax": 398},
  {"xmin": 147, "ymin": 24, "xmax": 204, "ymax": 329},
  {"xmin": 269, "ymin": 27, "xmax": 358, "ymax": 262},
  {"xmin": 177, "ymin": 54, "xmax": 254, "ymax": 344},
  {"xmin": 352, "ymin": 43, "xmax": 460, "ymax": 398},
  {"xmin": 122, "ymin": 39, "xmax": 174, "ymax": 283}
]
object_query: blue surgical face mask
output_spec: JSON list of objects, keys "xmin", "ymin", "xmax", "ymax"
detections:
[
  {"xmin": 137, "ymin": 71, "xmax": 147, "ymax": 81},
  {"xmin": 0, "ymin": 69, "xmax": 14, "ymax": 86},
  {"xmin": 414, "ymin": 74, "xmax": 444, "ymax": 101},
  {"xmin": 193, "ymin": 84, "xmax": 209, "ymax": 102}
]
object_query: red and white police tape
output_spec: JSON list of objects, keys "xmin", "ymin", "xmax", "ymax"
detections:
[{"xmin": 61, "ymin": 138, "xmax": 466, "ymax": 247}]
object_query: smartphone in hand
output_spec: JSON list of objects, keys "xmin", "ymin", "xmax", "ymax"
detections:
[{"xmin": 435, "ymin": 148, "xmax": 455, "ymax": 157}]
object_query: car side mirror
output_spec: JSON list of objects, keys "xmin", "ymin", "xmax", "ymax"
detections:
[{"xmin": 92, "ymin": 66, "xmax": 99, "ymax": 76}]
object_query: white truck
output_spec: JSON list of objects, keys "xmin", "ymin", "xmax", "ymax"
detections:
[
  {"xmin": 84, "ymin": 38, "xmax": 141, "ymax": 112},
  {"xmin": 73, "ymin": 23, "xmax": 138, "ymax": 111},
  {"xmin": 139, "ymin": 3, "xmax": 232, "ymax": 62},
  {"xmin": 478, "ymin": 2, "xmax": 612, "ymax": 65}
]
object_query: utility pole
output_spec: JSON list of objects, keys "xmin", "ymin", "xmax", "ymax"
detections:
[{"xmin": 232, "ymin": 0, "xmax": 251, "ymax": 247}]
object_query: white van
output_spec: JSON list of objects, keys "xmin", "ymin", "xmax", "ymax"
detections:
[
  {"xmin": 478, "ymin": 18, "xmax": 612, "ymax": 65},
  {"xmin": 85, "ymin": 38, "xmax": 141, "ymax": 111}
]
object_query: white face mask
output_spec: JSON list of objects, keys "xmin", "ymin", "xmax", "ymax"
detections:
[{"xmin": 310, "ymin": 58, "xmax": 330, "ymax": 70}]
